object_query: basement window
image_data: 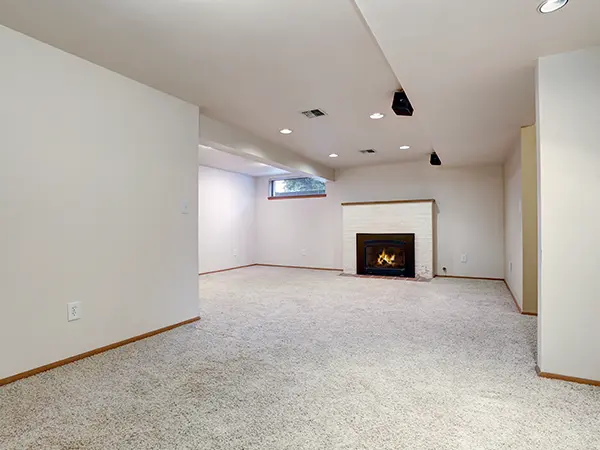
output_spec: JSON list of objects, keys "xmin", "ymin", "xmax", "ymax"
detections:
[{"xmin": 268, "ymin": 177, "xmax": 326, "ymax": 199}]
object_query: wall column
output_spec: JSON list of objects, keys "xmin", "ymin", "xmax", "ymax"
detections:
[
  {"xmin": 521, "ymin": 125, "xmax": 538, "ymax": 315},
  {"xmin": 536, "ymin": 46, "xmax": 600, "ymax": 383}
]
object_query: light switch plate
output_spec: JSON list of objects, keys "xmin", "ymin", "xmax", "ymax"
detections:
[
  {"xmin": 461, "ymin": 254, "xmax": 468, "ymax": 263},
  {"xmin": 67, "ymin": 302, "xmax": 82, "ymax": 321}
]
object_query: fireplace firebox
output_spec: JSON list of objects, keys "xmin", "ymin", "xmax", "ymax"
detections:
[{"xmin": 356, "ymin": 233, "xmax": 415, "ymax": 278}]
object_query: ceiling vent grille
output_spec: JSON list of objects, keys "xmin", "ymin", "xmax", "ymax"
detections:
[
  {"xmin": 300, "ymin": 109, "xmax": 327, "ymax": 119},
  {"xmin": 359, "ymin": 149, "xmax": 377, "ymax": 154}
]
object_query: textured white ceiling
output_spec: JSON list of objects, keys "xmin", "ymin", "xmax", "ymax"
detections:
[
  {"xmin": 1, "ymin": 0, "xmax": 599, "ymax": 168},
  {"xmin": 0, "ymin": 0, "xmax": 431, "ymax": 169},
  {"xmin": 354, "ymin": 0, "xmax": 600, "ymax": 164}
]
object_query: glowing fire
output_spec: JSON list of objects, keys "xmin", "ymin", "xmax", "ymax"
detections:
[{"xmin": 377, "ymin": 249, "xmax": 397, "ymax": 267}]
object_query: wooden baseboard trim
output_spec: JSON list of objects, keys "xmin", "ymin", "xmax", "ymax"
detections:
[
  {"xmin": 436, "ymin": 275, "xmax": 504, "ymax": 281},
  {"xmin": 504, "ymin": 280, "xmax": 523, "ymax": 313},
  {"xmin": 199, "ymin": 264, "xmax": 256, "ymax": 276},
  {"xmin": 0, "ymin": 316, "xmax": 200, "ymax": 387},
  {"xmin": 503, "ymin": 281, "xmax": 538, "ymax": 316},
  {"xmin": 256, "ymin": 264, "xmax": 342, "ymax": 272},
  {"xmin": 536, "ymin": 365, "xmax": 600, "ymax": 387}
]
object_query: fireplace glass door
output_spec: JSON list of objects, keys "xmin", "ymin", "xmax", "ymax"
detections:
[{"xmin": 356, "ymin": 233, "xmax": 415, "ymax": 277}]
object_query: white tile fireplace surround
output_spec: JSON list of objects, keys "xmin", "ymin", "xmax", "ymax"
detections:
[{"xmin": 342, "ymin": 200, "xmax": 434, "ymax": 278}]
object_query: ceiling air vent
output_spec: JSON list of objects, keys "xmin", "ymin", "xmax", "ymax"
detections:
[
  {"xmin": 359, "ymin": 149, "xmax": 377, "ymax": 154},
  {"xmin": 300, "ymin": 109, "xmax": 327, "ymax": 119}
]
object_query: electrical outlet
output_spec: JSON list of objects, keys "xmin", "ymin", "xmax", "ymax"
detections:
[
  {"xmin": 233, "ymin": 248, "xmax": 238, "ymax": 257},
  {"xmin": 181, "ymin": 200, "xmax": 190, "ymax": 215},
  {"xmin": 67, "ymin": 302, "xmax": 82, "ymax": 322},
  {"xmin": 461, "ymin": 254, "xmax": 468, "ymax": 263},
  {"xmin": 301, "ymin": 249, "xmax": 307, "ymax": 256}
]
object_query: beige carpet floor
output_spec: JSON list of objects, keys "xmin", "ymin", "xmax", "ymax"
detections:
[{"xmin": 1, "ymin": 266, "xmax": 599, "ymax": 449}]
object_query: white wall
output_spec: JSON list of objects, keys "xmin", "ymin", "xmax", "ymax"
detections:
[
  {"xmin": 536, "ymin": 46, "xmax": 600, "ymax": 381},
  {"xmin": 0, "ymin": 26, "xmax": 199, "ymax": 380},
  {"xmin": 254, "ymin": 182, "xmax": 339, "ymax": 269},
  {"xmin": 198, "ymin": 166, "xmax": 255, "ymax": 273},
  {"xmin": 255, "ymin": 161, "xmax": 504, "ymax": 278},
  {"xmin": 504, "ymin": 141, "xmax": 523, "ymax": 308}
]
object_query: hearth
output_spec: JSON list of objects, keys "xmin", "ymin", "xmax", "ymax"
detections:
[{"xmin": 356, "ymin": 233, "xmax": 415, "ymax": 278}]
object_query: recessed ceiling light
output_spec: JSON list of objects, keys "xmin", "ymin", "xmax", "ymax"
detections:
[
  {"xmin": 399, "ymin": 145, "xmax": 411, "ymax": 150},
  {"xmin": 329, "ymin": 153, "xmax": 338, "ymax": 158},
  {"xmin": 279, "ymin": 128, "xmax": 293, "ymax": 134},
  {"xmin": 369, "ymin": 113, "xmax": 385, "ymax": 120},
  {"xmin": 538, "ymin": 0, "xmax": 568, "ymax": 13}
]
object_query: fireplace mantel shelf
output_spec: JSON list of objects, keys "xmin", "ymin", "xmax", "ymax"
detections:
[{"xmin": 341, "ymin": 199, "xmax": 435, "ymax": 206}]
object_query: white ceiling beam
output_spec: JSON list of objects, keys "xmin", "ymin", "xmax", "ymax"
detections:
[{"xmin": 199, "ymin": 114, "xmax": 335, "ymax": 181}]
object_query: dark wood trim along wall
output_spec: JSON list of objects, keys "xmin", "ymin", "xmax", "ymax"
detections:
[
  {"xmin": 504, "ymin": 280, "xmax": 538, "ymax": 316},
  {"xmin": 536, "ymin": 365, "xmax": 600, "ymax": 387},
  {"xmin": 256, "ymin": 264, "xmax": 342, "ymax": 272},
  {"xmin": 436, "ymin": 275, "xmax": 504, "ymax": 281},
  {"xmin": 0, "ymin": 317, "xmax": 200, "ymax": 387},
  {"xmin": 199, "ymin": 264, "xmax": 256, "ymax": 275}
]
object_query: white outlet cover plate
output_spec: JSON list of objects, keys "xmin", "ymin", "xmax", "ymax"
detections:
[
  {"xmin": 181, "ymin": 200, "xmax": 190, "ymax": 214},
  {"xmin": 68, "ymin": 301, "xmax": 82, "ymax": 321}
]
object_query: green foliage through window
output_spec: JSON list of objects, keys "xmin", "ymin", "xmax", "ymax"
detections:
[{"xmin": 270, "ymin": 177, "xmax": 326, "ymax": 198}]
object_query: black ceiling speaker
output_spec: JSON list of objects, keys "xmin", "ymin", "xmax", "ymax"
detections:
[
  {"xmin": 392, "ymin": 90, "xmax": 414, "ymax": 116},
  {"xmin": 430, "ymin": 151, "xmax": 442, "ymax": 166}
]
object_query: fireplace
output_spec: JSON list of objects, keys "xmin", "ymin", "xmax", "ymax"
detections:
[{"xmin": 356, "ymin": 233, "xmax": 415, "ymax": 278}]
